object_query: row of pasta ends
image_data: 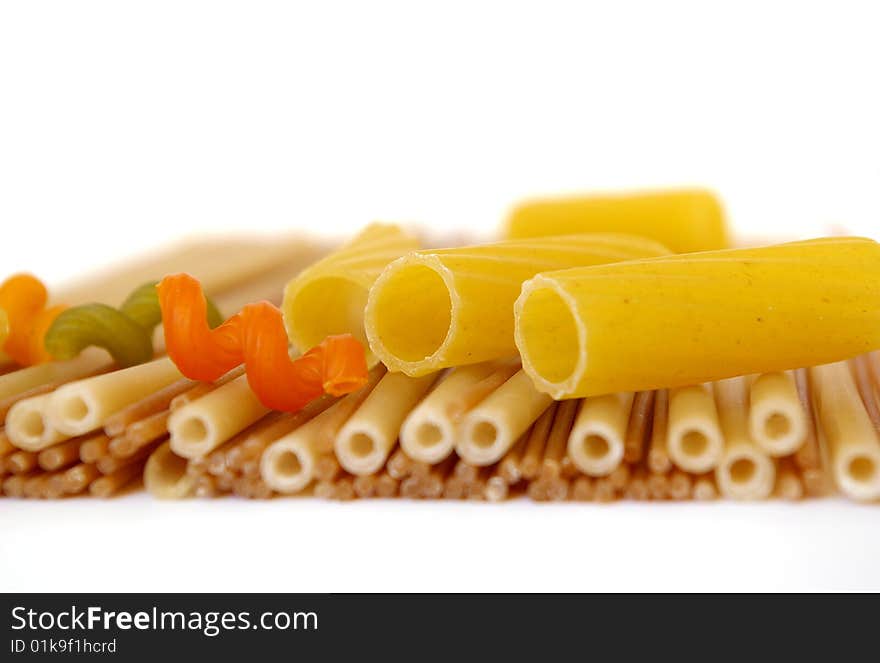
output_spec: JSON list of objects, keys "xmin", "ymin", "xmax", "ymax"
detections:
[{"xmin": 1, "ymin": 188, "xmax": 879, "ymax": 502}]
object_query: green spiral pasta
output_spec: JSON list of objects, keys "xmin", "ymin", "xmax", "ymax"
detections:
[
  {"xmin": 44, "ymin": 281, "xmax": 224, "ymax": 368},
  {"xmin": 45, "ymin": 304, "xmax": 154, "ymax": 367},
  {"xmin": 120, "ymin": 281, "xmax": 224, "ymax": 330},
  {"xmin": 119, "ymin": 282, "xmax": 165, "ymax": 330}
]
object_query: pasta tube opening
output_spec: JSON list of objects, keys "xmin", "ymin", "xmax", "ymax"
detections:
[
  {"xmin": 566, "ymin": 393, "xmax": 632, "ymax": 476},
  {"xmin": 748, "ymin": 372, "xmax": 807, "ymax": 456},
  {"xmin": 366, "ymin": 259, "xmax": 453, "ymax": 371},
  {"xmin": 6, "ymin": 394, "xmax": 68, "ymax": 451},
  {"xmin": 455, "ymin": 370, "xmax": 553, "ymax": 466},
  {"xmin": 667, "ymin": 386, "xmax": 724, "ymax": 473},
  {"xmin": 48, "ymin": 357, "xmax": 183, "ymax": 436},
  {"xmin": 168, "ymin": 374, "xmax": 269, "ymax": 459},
  {"xmin": 399, "ymin": 363, "xmax": 501, "ymax": 464},
  {"xmin": 335, "ymin": 371, "xmax": 438, "ymax": 475},
  {"xmin": 282, "ymin": 223, "xmax": 420, "ymax": 365},
  {"xmin": 144, "ymin": 442, "xmax": 196, "ymax": 499},
  {"xmin": 514, "ymin": 277, "xmax": 583, "ymax": 398},
  {"xmin": 810, "ymin": 361, "xmax": 880, "ymax": 501},
  {"xmin": 287, "ymin": 277, "xmax": 371, "ymax": 351},
  {"xmin": 261, "ymin": 441, "xmax": 314, "ymax": 494},
  {"xmin": 716, "ymin": 449, "xmax": 775, "ymax": 500}
]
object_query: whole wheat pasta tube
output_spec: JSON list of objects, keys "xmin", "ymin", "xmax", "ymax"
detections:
[
  {"xmin": 748, "ymin": 372, "xmax": 807, "ymax": 457},
  {"xmin": 567, "ymin": 392, "xmax": 633, "ymax": 477},
  {"xmin": 365, "ymin": 234, "xmax": 668, "ymax": 376},
  {"xmin": 144, "ymin": 442, "xmax": 198, "ymax": 499},
  {"xmin": 0, "ymin": 348, "xmax": 109, "ymax": 403},
  {"xmin": 667, "ymin": 384, "xmax": 724, "ymax": 474},
  {"xmin": 282, "ymin": 223, "xmax": 418, "ymax": 363},
  {"xmin": 810, "ymin": 361, "xmax": 880, "ymax": 501},
  {"xmin": 47, "ymin": 357, "xmax": 182, "ymax": 436},
  {"xmin": 515, "ymin": 237, "xmax": 880, "ymax": 399},
  {"xmin": 623, "ymin": 390, "xmax": 654, "ymax": 463},
  {"xmin": 456, "ymin": 370, "xmax": 553, "ymax": 466},
  {"xmin": 774, "ymin": 457, "xmax": 804, "ymax": 501},
  {"xmin": 793, "ymin": 369, "xmax": 823, "ymax": 471},
  {"xmin": 37, "ymin": 436, "xmax": 86, "ymax": 471},
  {"xmin": 103, "ymin": 377, "xmax": 196, "ymax": 437},
  {"xmin": 693, "ymin": 474, "xmax": 718, "ymax": 501},
  {"xmin": 713, "ymin": 377, "xmax": 775, "ymax": 500},
  {"xmin": 5, "ymin": 394, "xmax": 69, "ymax": 451},
  {"xmin": 336, "ymin": 371, "xmax": 439, "ymax": 475},
  {"xmin": 646, "ymin": 390, "xmax": 672, "ymax": 474},
  {"xmin": 542, "ymin": 399, "xmax": 579, "ymax": 478},
  {"xmin": 168, "ymin": 374, "xmax": 269, "ymax": 459},
  {"xmin": 261, "ymin": 370, "xmax": 385, "ymax": 493},
  {"xmin": 504, "ymin": 189, "xmax": 728, "ymax": 253},
  {"xmin": 399, "ymin": 363, "xmax": 499, "ymax": 464}
]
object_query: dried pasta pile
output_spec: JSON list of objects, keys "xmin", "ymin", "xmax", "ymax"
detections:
[{"xmin": 2, "ymin": 189, "xmax": 879, "ymax": 503}]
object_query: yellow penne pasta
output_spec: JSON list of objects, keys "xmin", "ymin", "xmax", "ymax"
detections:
[
  {"xmin": 0, "ymin": 348, "xmax": 110, "ymax": 402},
  {"xmin": 810, "ymin": 361, "xmax": 880, "ymax": 502},
  {"xmin": 48, "ymin": 357, "xmax": 183, "ymax": 436},
  {"xmin": 504, "ymin": 189, "xmax": 728, "ymax": 253},
  {"xmin": 282, "ymin": 223, "xmax": 419, "ymax": 363},
  {"xmin": 365, "ymin": 234, "xmax": 669, "ymax": 376},
  {"xmin": 713, "ymin": 377, "xmax": 775, "ymax": 500},
  {"xmin": 515, "ymin": 237, "xmax": 880, "ymax": 399}
]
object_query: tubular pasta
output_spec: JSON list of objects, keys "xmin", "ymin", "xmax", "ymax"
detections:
[
  {"xmin": 666, "ymin": 384, "xmax": 724, "ymax": 474},
  {"xmin": 399, "ymin": 362, "xmax": 500, "ymax": 464},
  {"xmin": 456, "ymin": 370, "xmax": 553, "ymax": 466},
  {"xmin": 747, "ymin": 371, "xmax": 808, "ymax": 457},
  {"xmin": 48, "ymin": 357, "xmax": 184, "ymax": 436},
  {"xmin": 365, "ymin": 233, "xmax": 668, "ymax": 376},
  {"xmin": 567, "ymin": 392, "xmax": 633, "ymax": 477},
  {"xmin": 515, "ymin": 237, "xmax": 880, "ymax": 399},
  {"xmin": 168, "ymin": 374, "xmax": 270, "ymax": 459},
  {"xmin": 810, "ymin": 361, "xmax": 880, "ymax": 502},
  {"xmin": 283, "ymin": 223, "xmax": 419, "ymax": 364},
  {"xmin": 504, "ymin": 188, "xmax": 728, "ymax": 253},
  {"xmin": 713, "ymin": 377, "xmax": 775, "ymax": 500},
  {"xmin": 335, "ymin": 371, "xmax": 439, "ymax": 475}
]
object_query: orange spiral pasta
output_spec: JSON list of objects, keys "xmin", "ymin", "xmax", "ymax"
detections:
[
  {"xmin": 238, "ymin": 302, "xmax": 369, "ymax": 411},
  {"xmin": 0, "ymin": 274, "xmax": 66, "ymax": 366},
  {"xmin": 157, "ymin": 274, "xmax": 244, "ymax": 382},
  {"xmin": 157, "ymin": 273, "xmax": 369, "ymax": 412}
]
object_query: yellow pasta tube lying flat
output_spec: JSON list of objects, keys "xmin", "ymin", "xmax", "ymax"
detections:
[
  {"xmin": 747, "ymin": 372, "xmax": 807, "ymax": 456},
  {"xmin": 168, "ymin": 374, "xmax": 270, "ymax": 459},
  {"xmin": 366, "ymin": 234, "xmax": 669, "ymax": 376},
  {"xmin": 0, "ymin": 348, "xmax": 110, "ymax": 402},
  {"xmin": 261, "ymin": 368, "xmax": 385, "ymax": 493},
  {"xmin": 456, "ymin": 370, "xmax": 553, "ymax": 466},
  {"xmin": 666, "ymin": 384, "xmax": 724, "ymax": 474},
  {"xmin": 6, "ymin": 394, "xmax": 69, "ymax": 451},
  {"xmin": 505, "ymin": 189, "xmax": 728, "ymax": 253},
  {"xmin": 144, "ymin": 442, "xmax": 197, "ymax": 499},
  {"xmin": 567, "ymin": 391, "xmax": 633, "ymax": 477},
  {"xmin": 713, "ymin": 378, "xmax": 775, "ymax": 500},
  {"xmin": 335, "ymin": 371, "xmax": 439, "ymax": 475},
  {"xmin": 399, "ymin": 362, "xmax": 504, "ymax": 464},
  {"xmin": 515, "ymin": 237, "xmax": 880, "ymax": 399},
  {"xmin": 48, "ymin": 357, "xmax": 183, "ymax": 436},
  {"xmin": 810, "ymin": 361, "xmax": 880, "ymax": 502},
  {"xmin": 282, "ymin": 223, "xmax": 418, "ymax": 363}
]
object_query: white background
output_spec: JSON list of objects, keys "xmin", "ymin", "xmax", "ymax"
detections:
[{"xmin": 1, "ymin": 1, "xmax": 879, "ymax": 592}]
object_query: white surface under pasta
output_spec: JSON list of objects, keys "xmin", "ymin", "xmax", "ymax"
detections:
[{"xmin": 0, "ymin": 497, "xmax": 876, "ymax": 592}]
